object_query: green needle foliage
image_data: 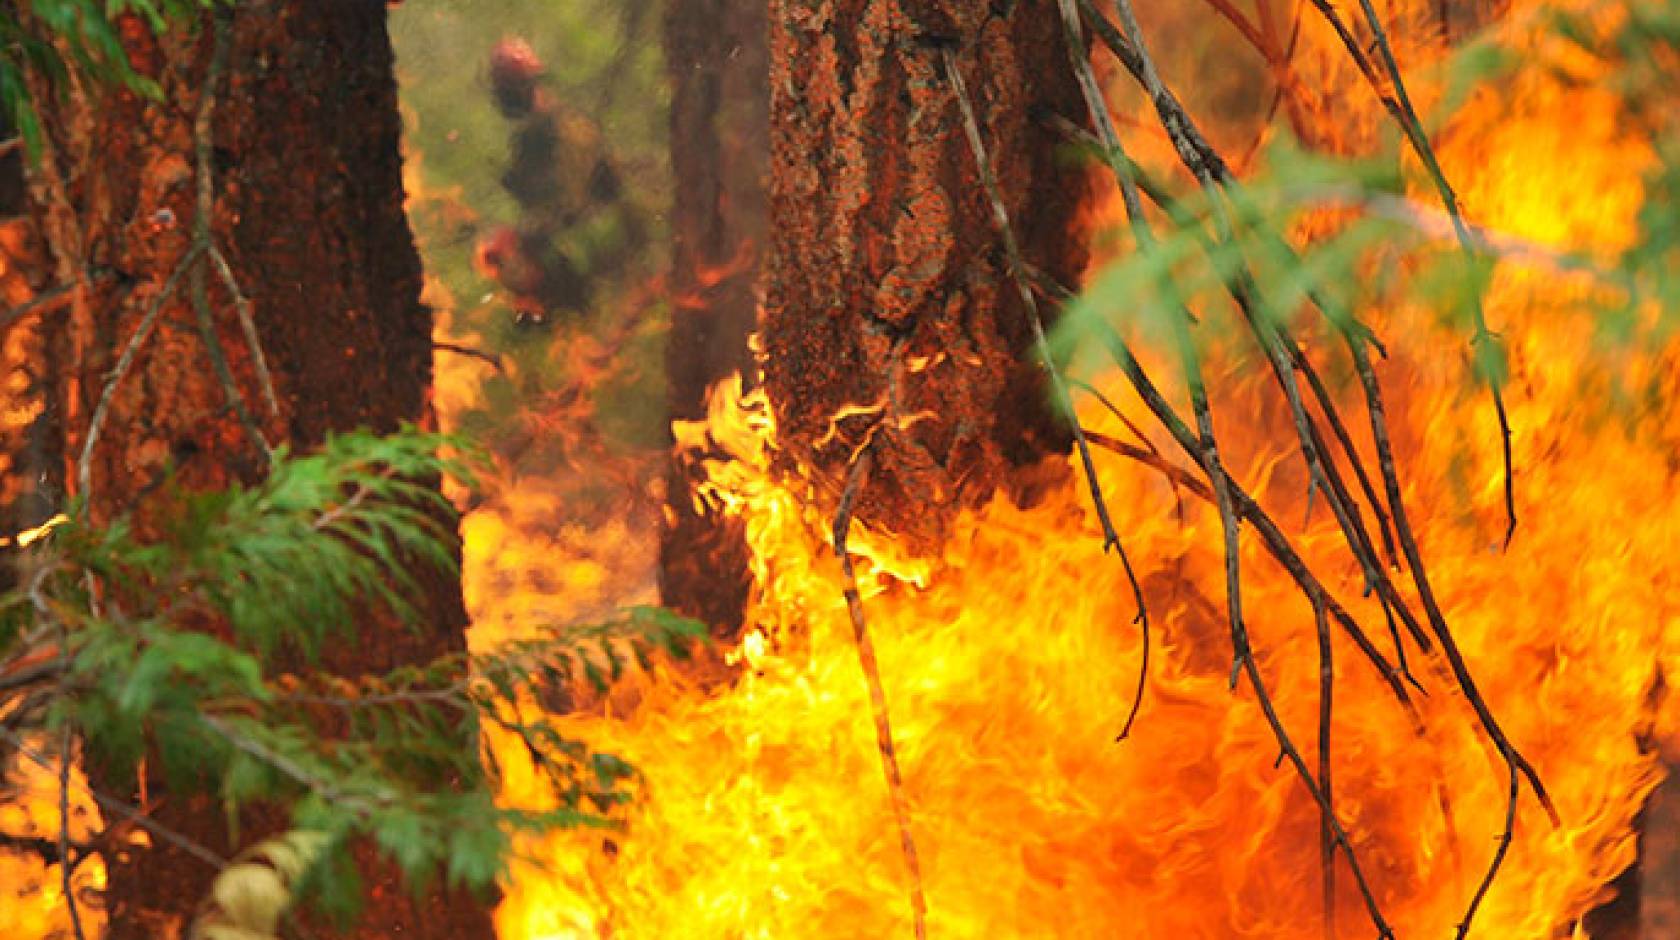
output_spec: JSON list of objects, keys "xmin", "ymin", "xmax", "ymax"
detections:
[
  {"xmin": 0, "ymin": 429, "xmax": 706, "ymax": 928},
  {"xmin": 2, "ymin": 2, "xmax": 708, "ymax": 929},
  {"xmin": 1056, "ymin": 0, "xmax": 1680, "ymax": 382},
  {"xmin": 1, "ymin": 0, "xmax": 231, "ymax": 154}
]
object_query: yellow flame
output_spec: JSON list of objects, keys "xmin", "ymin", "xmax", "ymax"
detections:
[
  {"xmin": 481, "ymin": 1, "xmax": 1679, "ymax": 936},
  {"xmin": 0, "ymin": 513, "xmax": 68, "ymax": 549}
]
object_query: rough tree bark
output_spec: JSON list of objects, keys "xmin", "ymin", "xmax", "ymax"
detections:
[
  {"xmin": 4, "ymin": 2, "xmax": 491, "ymax": 936},
  {"xmin": 762, "ymin": 0, "xmax": 1087, "ymax": 548},
  {"xmin": 660, "ymin": 0, "xmax": 766, "ymax": 633}
]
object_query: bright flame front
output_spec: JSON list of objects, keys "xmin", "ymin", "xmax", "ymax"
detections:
[{"xmin": 473, "ymin": 1, "xmax": 1680, "ymax": 937}]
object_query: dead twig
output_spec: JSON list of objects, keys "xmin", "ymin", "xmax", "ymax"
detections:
[
  {"xmin": 207, "ymin": 246, "xmax": 279, "ymax": 418},
  {"xmin": 832, "ymin": 445, "xmax": 927, "ymax": 940},
  {"xmin": 433, "ymin": 341, "xmax": 508, "ymax": 374},
  {"xmin": 77, "ymin": 246, "xmax": 203, "ymax": 502},
  {"xmin": 190, "ymin": 10, "xmax": 271, "ymax": 464},
  {"xmin": 940, "ymin": 45, "xmax": 1150, "ymax": 742},
  {"xmin": 1305, "ymin": 0, "xmax": 1518, "ymax": 550},
  {"xmin": 1070, "ymin": 377, "xmax": 1188, "ymax": 523},
  {"xmin": 1, "ymin": 728, "xmax": 228, "ymax": 870}
]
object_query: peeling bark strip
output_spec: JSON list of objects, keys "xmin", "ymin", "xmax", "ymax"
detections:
[
  {"xmin": 17, "ymin": 2, "xmax": 489, "ymax": 936},
  {"xmin": 763, "ymin": 0, "xmax": 1087, "ymax": 547}
]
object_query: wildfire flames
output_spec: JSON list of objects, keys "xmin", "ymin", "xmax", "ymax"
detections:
[
  {"xmin": 463, "ymin": 2, "xmax": 1680, "ymax": 939},
  {"xmin": 3, "ymin": 0, "xmax": 1675, "ymax": 937}
]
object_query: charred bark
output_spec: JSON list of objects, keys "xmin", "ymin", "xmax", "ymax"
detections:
[
  {"xmin": 660, "ymin": 0, "xmax": 766, "ymax": 634},
  {"xmin": 762, "ymin": 0, "xmax": 1087, "ymax": 549},
  {"xmin": 12, "ymin": 2, "xmax": 490, "ymax": 936}
]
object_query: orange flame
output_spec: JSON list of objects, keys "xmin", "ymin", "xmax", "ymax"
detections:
[{"xmin": 475, "ymin": 1, "xmax": 1680, "ymax": 937}]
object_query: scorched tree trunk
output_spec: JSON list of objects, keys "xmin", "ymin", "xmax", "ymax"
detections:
[
  {"xmin": 762, "ymin": 0, "xmax": 1088, "ymax": 546},
  {"xmin": 3, "ymin": 2, "xmax": 491, "ymax": 936}
]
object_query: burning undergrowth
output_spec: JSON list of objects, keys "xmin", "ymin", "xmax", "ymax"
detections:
[
  {"xmin": 440, "ymin": 1, "xmax": 1680, "ymax": 938},
  {"xmin": 354, "ymin": 0, "xmax": 1680, "ymax": 937}
]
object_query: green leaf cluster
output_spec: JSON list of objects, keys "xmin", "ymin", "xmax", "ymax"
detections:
[{"xmin": 0, "ymin": 427, "xmax": 707, "ymax": 924}]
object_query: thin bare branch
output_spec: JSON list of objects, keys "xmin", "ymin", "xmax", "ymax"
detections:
[
  {"xmin": 1306, "ymin": 0, "xmax": 1519, "ymax": 547},
  {"xmin": 77, "ymin": 245, "xmax": 203, "ymax": 503},
  {"xmin": 832, "ymin": 446, "xmax": 927, "ymax": 940},
  {"xmin": 433, "ymin": 341, "xmax": 508, "ymax": 373},
  {"xmin": 1314, "ymin": 593, "xmax": 1335, "ymax": 940},
  {"xmin": 1, "ymin": 728, "xmax": 228, "ymax": 870},
  {"xmin": 190, "ymin": 10, "xmax": 271, "ymax": 464},
  {"xmin": 208, "ymin": 246, "xmax": 279, "ymax": 418},
  {"xmin": 940, "ymin": 45, "xmax": 1150, "ymax": 740}
]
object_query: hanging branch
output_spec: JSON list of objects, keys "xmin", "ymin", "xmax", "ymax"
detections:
[
  {"xmin": 1039, "ymin": 109, "xmax": 1405, "ymax": 581},
  {"xmin": 1112, "ymin": 1, "xmax": 1447, "ymax": 710},
  {"xmin": 938, "ymin": 46, "xmax": 1150, "ymax": 742},
  {"xmin": 1069, "ymin": 378, "xmax": 1188, "ymax": 523},
  {"xmin": 832, "ymin": 446, "xmax": 927, "ymax": 940},
  {"xmin": 1053, "ymin": 3, "xmax": 1405, "ymax": 932},
  {"xmin": 1303, "ymin": 0, "xmax": 1518, "ymax": 548},
  {"xmin": 1047, "ymin": 90, "xmax": 1419, "ymax": 679},
  {"xmin": 1048, "ymin": 112, "xmax": 1438, "ymax": 679},
  {"xmin": 1053, "ymin": 0, "xmax": 1249, "ymax": 702},
  {"xmin": 1099, "ymin": 0, "xmax": 1423, "ymax": 684},
  {"xmin": 1089, "ymin": 317, "xmax": 1400, "ymax": 937},
  {"xmin": 77, "ymin": 246, "xmax": 203, "ymax": 502},
  {"xmin": 1087, "ymin": 0, "xmax": 1542, "ymax": 745},
  {"xmin": 1346, "ymin": 337, "xmax": 1559, "ymax": 940},
  {"xmin": 1313, "ymin": 592, "xmax": 1335, "ymax": 940},
  {"xmin": 1073, "ymin": 1, "xmax": 1559, "ymax": 933}
]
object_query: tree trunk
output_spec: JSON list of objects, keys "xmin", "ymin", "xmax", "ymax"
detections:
[
  {"xmin": 660, "ymin": 0, "xmax": 767, "ymax": 634},
  {"xmin": 762, "ymin": 0, "xmax": 1087, "ymax": 548},
  {"xmin": 11, "ymin": 2, "xmax": 491, "ymax": 936}
]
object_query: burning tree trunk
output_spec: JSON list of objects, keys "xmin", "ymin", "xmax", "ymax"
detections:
[
  {"xmin": 6, "ymin": 2, "xmax": 490, "ymax": 936},
  {"xmin": 761, "ymin": 0, "xmax": 1088, "ymax": 545}
]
